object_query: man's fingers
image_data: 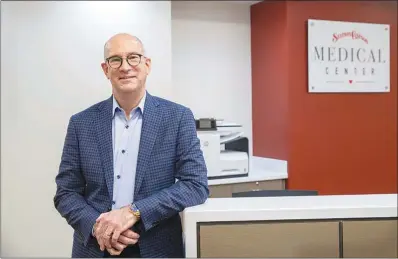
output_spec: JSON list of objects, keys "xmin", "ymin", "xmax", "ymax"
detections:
[
  {"xmin": 107, "ymin": 247, "xmax": 122, "ymax": 256},
  {"xmin": 98, "ymin": 231, "xmax": 108, "ymax": 251},
  {"xmin": 122, "ymin": 229, "xmax": 140, "ymax": 239},
  {"xmin": 118, "ymin": 235, "xmax": 138, "ymax": 245},
  {"xmin": 98, "ymin": 238, "xmax": 105, "ymax": 251},
  {"xmin": 107, "ymin": 242, "xmax": 126, "ymax": 256},
  {"xmin": 118, "ymin": 229, "xmax": 139, "ymax": 245},
  {"xmin": 96, "ymin": 220, "xmax": 106, "ymax": 238},
  {"xmin": 103, "ymin": 226, "xmax": 114, "ymax": 249},
  {"xmin": 113, "ymin": 242, "xmax": 127, "ymax": 251},
  {"xmin": 96, "ymin": 221, "xmax": 103, "ymax": 233},
  {"xmin": 104, "ymin": 225, "xmax": 114, "ymax": 237},
  {"xmin": 111, "ymin": 230, "xmax": 121, "ymax": 245},
  {"xmin": 96, "ymin": 220, "xmax": 108, "ymax": 251},
  {"xmin": 104, "ymin": 236, "xmax": 113, "ymax": 249}
]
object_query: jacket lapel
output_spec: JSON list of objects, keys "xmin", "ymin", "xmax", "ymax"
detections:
[
  {"xmin": 134, "ymin": 93, "xmax": 162, "ymax": 198},
  {"xmin": 95, "ymin": 96, "xmax": 114, "ymax": 200}
]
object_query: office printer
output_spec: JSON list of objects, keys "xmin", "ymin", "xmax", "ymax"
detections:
[{"xmin": 195, "ymin": 118, "xmax": 249, "ymax": 180}]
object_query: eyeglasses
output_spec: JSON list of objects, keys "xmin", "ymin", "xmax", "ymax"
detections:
[{"xmin": 106, "ymin": 54, "xmax": 144, "ymax": 69}]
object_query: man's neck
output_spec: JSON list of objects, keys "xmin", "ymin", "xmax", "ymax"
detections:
[{"xmin": 113, "ymin": 89, "xmax": 145, "ymax": 119}]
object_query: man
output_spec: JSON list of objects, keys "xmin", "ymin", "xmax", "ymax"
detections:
[{"xmin": 54, "ymin": 33, "xmax": 209, "ymax": 258}]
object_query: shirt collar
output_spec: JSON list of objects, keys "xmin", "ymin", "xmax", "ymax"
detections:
[{"xmin": 112, "ymin": 91, "xmax": 146, "ymax": 117}]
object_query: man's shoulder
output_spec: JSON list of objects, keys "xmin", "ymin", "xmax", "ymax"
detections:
[
  {"xmin": 151, "ymin": 94, "xmax": 192, "ymax": 116},
  {"xmin": 70, "ymin": 97, "xmax": 110, "ymax": 122}
]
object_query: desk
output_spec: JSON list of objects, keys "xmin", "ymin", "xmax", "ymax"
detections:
[
  {"xmin": 182, "ymin": 194, "xmax": 397, "ymax": 258},
  {"xmin": 208, "ymin": 156, "xmax": 288, "ymax": 197}
]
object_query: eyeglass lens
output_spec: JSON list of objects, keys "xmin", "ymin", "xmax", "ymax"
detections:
[{"xmin": 108, "ymin": 54, "xmax": 141, "ymax": 68}]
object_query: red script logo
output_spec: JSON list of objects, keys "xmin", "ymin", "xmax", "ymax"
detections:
[{"xmin": 332, "ymin": 31, "xmax": 368, "ymax": 44}]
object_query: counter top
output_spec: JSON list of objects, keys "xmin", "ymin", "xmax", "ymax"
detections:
[
  {"xmin": 182, "ymin": 194, "xmax": 397, "ymax": 257},
  {"xmin": 208, "ymin": 156, "xmax": 288, "ymax": 185},
  {"xmin": 184, "ymin": 194, "xmax": 397, "ymax": 220}
]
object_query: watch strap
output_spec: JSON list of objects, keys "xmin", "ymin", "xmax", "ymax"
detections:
[{"xmin": 129, "ymin": 203, "xmax": 141, "ymax": 220}]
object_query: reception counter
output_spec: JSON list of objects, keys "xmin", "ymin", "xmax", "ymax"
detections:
[
  {"xmin": 182, "ymin": 194, "xmax": 397, "ymax": 258},
  {"xmin": 207, "ymin": 156, "xmax": 288, "ymax": 198}
]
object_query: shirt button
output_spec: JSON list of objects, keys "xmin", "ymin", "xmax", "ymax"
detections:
[
  {"xmin": 117, "ymin": 175, "xmax": 121, "ymax": 179},
  {"xmin": 125, "ymin": 125, "xmax": 129, "ymax": 129},
  {"xmin": 122, "ymin": 150, "xmax": 126, "ymax": 154}
]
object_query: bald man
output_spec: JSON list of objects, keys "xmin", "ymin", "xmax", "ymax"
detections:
[{"xmin": 54, "ymin": 33, "xmax": 209, "ymax": 258}]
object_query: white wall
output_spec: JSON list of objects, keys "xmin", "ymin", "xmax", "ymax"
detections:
[
  {"xmin": 171, "ymin": 1, "xmax": 253, "ymax": 154},
  {"xmin": 1, "ymin": 1, "xmax": 172, "ymax": 257},
  {"xmin": 1, "ymin": 1, "xmax": 253, "ymax": 257}
]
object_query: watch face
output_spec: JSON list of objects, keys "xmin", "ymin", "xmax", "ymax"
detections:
[{"xmin": 131, "ymin": 204, "xmax": 140, "ymax": 215}]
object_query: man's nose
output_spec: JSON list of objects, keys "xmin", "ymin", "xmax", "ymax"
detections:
[{"xmin": 120, "ymin": 59, "xmax": 132, "ymax": 71}]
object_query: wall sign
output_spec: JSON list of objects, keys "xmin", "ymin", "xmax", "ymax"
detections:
[{"xmin": 308, "ymin": 19, "xmax": 390, "ymax": 93}]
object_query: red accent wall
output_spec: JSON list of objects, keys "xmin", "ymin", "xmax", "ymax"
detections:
[{"xmin": 251, "ymin": 1, "xmax": 397, "ymax": 195}]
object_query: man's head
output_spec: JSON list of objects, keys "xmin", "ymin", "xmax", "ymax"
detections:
[{"xmin": 101, "ymin": 33, "xmax": 151, "ymax": 95}]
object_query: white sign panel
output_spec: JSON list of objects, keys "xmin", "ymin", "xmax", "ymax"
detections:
[{"xmin": 308, "ymin": 19, "xmax": 390, "ymax": 93}]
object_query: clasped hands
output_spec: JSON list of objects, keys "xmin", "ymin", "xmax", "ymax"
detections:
[{"xmin": 93, "ymin": 206, "xmax": 139, "ymax": 256}]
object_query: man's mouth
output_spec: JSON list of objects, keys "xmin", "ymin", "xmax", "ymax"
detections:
[{"xmin": 119, "ymin": 76, "xmax": 136, "ymax": 80}]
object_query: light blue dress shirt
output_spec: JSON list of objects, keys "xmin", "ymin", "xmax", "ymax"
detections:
[{"xmin": 111, "ymin": 92, "xmax": 145, "ymax": 210}]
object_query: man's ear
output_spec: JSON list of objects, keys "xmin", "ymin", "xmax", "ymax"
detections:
[
  {"xmin": 101, "ymin": 62, "xmax": 109, "ymax": 79},
  {"xmin": 145, "ymin": 58, "xmax": 152, "ymax": 75}
]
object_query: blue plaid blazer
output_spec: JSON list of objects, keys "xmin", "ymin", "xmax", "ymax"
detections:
[{"xmin": 54, "ymin": 92, "xmax": 209, "ymax": 258}]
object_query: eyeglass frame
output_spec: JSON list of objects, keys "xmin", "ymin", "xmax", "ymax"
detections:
[{"xmin": 105, "ymin": 53, "xmax": 146, "ymax": 69}]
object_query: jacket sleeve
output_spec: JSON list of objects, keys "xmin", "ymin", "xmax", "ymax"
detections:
[
  {"xmin": 134, "ymin": 107, "xmax": 209, "ymax": 232},
  {"xmin": 54, "ymin": 116, "xmax": 101, "ymax": 246}
]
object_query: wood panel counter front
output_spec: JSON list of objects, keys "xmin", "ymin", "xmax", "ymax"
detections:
[{"xmin": 182, "ymin": 194, "xmax": 397, "ymax": 258}]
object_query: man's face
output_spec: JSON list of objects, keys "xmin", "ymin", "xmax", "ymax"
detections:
[{"xmin": 101, "ymin": 38, "xmax": 151, "ymax": 94}]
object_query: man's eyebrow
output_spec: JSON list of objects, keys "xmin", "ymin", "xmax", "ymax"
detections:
[
  {"xmin": 106, "ymin": 55, "xmax": 119, "ymax": 59},
  {"xmin": 106, "ymin": 52, "xmax": 143, "ymax": 60}
]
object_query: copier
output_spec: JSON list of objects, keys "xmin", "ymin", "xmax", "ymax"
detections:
[{"xmin": 195, "ymin": 118, "xmax": 249, "ymax": 180}]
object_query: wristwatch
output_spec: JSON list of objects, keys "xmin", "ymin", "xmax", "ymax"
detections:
[{"xmin": 129, "ymin": 203, "xmax": 141, "ymax": 220}]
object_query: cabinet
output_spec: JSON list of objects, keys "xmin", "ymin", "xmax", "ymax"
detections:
[
  {"xmin": 342, "ymin": 219, "xmax": 397, "ymax": 258},
  {"xmin": 196, "ymin": 218, "xmax": 398, "ymax": 258},
  {"xmin": 199, "ymin": 221, "xmax": 340, "ymax": 258},
  {"xmin": 209, "ymin": 179, "xmax": 285, "ymax": 198}
]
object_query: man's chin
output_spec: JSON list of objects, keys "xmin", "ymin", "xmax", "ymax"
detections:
[{"xmin": 117, "ymin": 84, "xmax": 141, "ymax": 93}]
